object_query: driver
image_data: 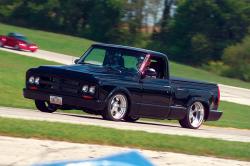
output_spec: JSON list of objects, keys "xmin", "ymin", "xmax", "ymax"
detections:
[
  {"xmin": 138, "ymin": 55, "xmax": 157, "ymax": 78},
  {"xmin": 106, "ymin": 52, "xmax": 124, "ymax": 68}
]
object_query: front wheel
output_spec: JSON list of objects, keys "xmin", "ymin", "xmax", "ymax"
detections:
[
  {"xmin": 102, "ymin": 93, "xmax": 128, "ymax": 121},
  {"xmin": 35, "ymin": 100, "xmax": 57, "ymax": 113},
  {"xmin": 179, "ymin": 101, "xmax": 205, "ymax": 129},
  {"xmin": 14, "ymin": 44, "xmax": 20, "ymax": 50}
]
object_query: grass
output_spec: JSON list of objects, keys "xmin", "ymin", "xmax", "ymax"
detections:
[
  {"xmin": 205, "ymin": 101, "xmax": 250, "ymax": 129},
  {"xmin": 1, "ymin": 22, "xmax": 250, "ymax": 89},
  {"xmin": 0, "ymin": 50, "xmax": 250, "ymax": 129},
  {"xmin": 0, "ymin": 117, "xmax": 249, "ymax": 161},
  {"xmin": 0, "ymin": 50, "xmax": 59, "ymax": 108},
  {"xmin": 170, "ymin": 62, "xmax": 250, "ymax": 89}
]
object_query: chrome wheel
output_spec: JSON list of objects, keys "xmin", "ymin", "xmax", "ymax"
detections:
[
  {"xmin": 188, "ymin": 102, "xmax": 205, "ymax": 128},
  {"xmin": 179, "ymin": 101, "xmax": 205, "ymax": 129},
  {"xmin": 102, "ymin": 93, "xmax": 129, "ymax": 121},
  {"xmin": 109, "ymin": 94, "xmax": 127, "ymax": 120}
]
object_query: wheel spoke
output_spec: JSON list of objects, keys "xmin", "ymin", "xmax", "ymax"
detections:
[
  {"xmin": 109, "ymin": 94, "xmax": 127, "ymax": 120},
  {"xmin": 188, "ymin": 102, "xmax": 204, "ymax": 128}
]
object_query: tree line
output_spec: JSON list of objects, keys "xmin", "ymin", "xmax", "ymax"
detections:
[{"xmin": 0, "ymin": 0, "xmax": 249, "ymax": 81}]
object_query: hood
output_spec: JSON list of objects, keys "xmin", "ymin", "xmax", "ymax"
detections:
[
  {"xmin": 30, "ymin": 64, "xmax": 121, "ymax": 82},
  {"xmin": 38, "ymin": 64, "xmax": 120, "ymax": 74}
]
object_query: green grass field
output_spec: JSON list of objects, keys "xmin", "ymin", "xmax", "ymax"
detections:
[
  {"xmin": 170, "ymin": 62, "xmax": 250, "ymax": 89},
  {"xmin": 0, "ymin": 50, "xmax": 250, "ymax": 129},
  {"xmin": 0, "ymin": 50, "xmax": 58, "ymax": 108},
  {"xmin": 1, "ymin": 22, "xmax": 250, "ymax": 89},
  {"xmin": 0, "ymin": 117, "xmax": 249, "ymax": 161}
]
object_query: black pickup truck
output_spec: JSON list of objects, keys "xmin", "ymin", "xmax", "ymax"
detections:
[{"xmin": 23, "ymin": 43, "xmax": 222, "ymax": 129}]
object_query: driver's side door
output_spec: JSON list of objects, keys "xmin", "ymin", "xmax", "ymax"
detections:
[{"xmin": 139, "ymin": 77, "xmax": 171, "ymax": 118}]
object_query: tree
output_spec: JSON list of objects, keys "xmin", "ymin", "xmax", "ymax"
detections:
[
  {"xmin": 9, "ymin": 0, "xmax": 61, "ymax": 30},
  {"xmin": 0, "ymin": 0, "xmax": 21, "ymax": 21},
  {"xmin": 58, "ymin": 0, "xmax": 94, "ymax": 35},
  {"xmin": 223, "ymin": 36, "xmax": 250, "ymax": 81},
  {"xmin": 143, "ymin": 0, "xmax": 163, "ymax": 33},
  {"xmin": 84, "ymin": 0, "xmax": 124, "ymax": 42},
  {"xmin": 152, "ymin": 0, "xmax": 250, "ymax": 65}
]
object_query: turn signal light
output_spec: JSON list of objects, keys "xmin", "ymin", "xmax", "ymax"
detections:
[{"xmin": 82, "ymin": 95, "xmax": 94, "ymax": 100}]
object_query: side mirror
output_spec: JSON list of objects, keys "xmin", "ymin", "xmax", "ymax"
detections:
[
  {"xmin": 74, "ymin": 58, "xmax": 79, "ymax": 64},
  {"xmin": 144, "ymin": 68, "xmax": 157, "ymax": 77}
]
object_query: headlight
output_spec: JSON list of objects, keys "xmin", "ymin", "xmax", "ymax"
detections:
[
  {"xmin": 34, "ymin": 77, "xmax": 40, "ymax": 85},
  {"xmin": 82, "ymin": 85, "xmax": 89, "ymax": 92},
  {"xmin": 28, "ymin": 76, "xmax": 35, "ymax": 84},
  {"xmin": 89, "ymin": 86, "xmax": 96, "ymax": 94}
]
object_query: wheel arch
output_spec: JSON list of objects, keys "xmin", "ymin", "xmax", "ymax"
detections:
[
  {"xmin": 186, "ymin": 97, "xmax": 210, "ymax": 121},
  {"xmin": 105, "ymin": 87, "xmax": 132, "ymax": 110}
]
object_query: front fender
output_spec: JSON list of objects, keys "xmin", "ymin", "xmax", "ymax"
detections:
[{"xmin": 104, "ymin": 87, "xmax": 132, "ymax": 103}]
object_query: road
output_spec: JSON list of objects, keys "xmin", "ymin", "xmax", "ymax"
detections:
[
  {"xmin": 0, "ymin": 106, "xmax": 250, "ymax": 143},
  {"xmin": 0, "ymin": 136, "xmax": 249, "ymax": 166},
  {"xmin": 1, "ymin": 47, "xmax": 250, "ymax": 106},
  {"xmin": 0, "ymin": 47, "xmax": 76, "ymax": 65}
]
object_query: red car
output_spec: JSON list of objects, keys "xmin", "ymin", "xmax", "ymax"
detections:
[{"xmin": 0, "ymin": 32, "xmax": 38, "ymax": 52}]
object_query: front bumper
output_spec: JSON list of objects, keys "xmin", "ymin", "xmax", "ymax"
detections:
[
  {"xmin": 23, "ymin": 89, "xmax": 105, "ymax": 111},
  {"xmin": 206, "ymin": 110, "xmax": 223, "ymax": 121},
  {"xmin": 19, "ymin": 45, "xmax": 38, "ymax": 52}
]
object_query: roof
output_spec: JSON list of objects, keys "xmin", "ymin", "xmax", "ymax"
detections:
[
  {"xmin": 8, "ymin": 32, "xmax": 25, "ymax": 37},
  {"xmin": 92, "ymin": 43, "xmax": 167, "ymax": 57}
]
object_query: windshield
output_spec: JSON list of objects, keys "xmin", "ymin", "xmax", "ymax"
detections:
[
  {"xmin": 8, "ymin": 33, "xmax": 29, "ymax": 42},
  {"xmin": 78, "ymin": 47, "xmax": 146, "ymax": 73},
  {"xmin": 14, "ymin": 35, "xmax": 28, "ymax": 42}
]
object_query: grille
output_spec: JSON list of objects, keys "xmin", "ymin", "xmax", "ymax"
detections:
[{"xmin": 39, "ymin": 75, "xmax": 81, "ymax": 95}]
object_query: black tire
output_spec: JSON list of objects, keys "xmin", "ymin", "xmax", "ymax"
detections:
[
  {"xmin": 102, "ymin": 93, "xmax": 128, "ymax": 121},
  {"xmin": 124, "ymin": 115, "xmax": 139, "ymax": 122},
  {"xmin": 35, "ymin": 100, "xmax": 57, "ymax": 113},
  {"xmin": 179, "ymin": 101, "xmax": 205, "ymax": 129},
  {"xmin": 14, "ymin": 44, "xmax": 20, "ymax": 50}
]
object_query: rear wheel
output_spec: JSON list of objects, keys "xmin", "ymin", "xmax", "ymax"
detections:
[
  {"xmin": 102, "ymin": 93, "xmax": 128, "ymax": 121},
  {"xmin": 179, "ymin": 101, "xmax": 205, "ymax": 129},
  {"xmin": 35, "ymin": 100, "xmax": 57, "ymax": 113},
  {"xmin": 0, "ymin": 41, "xmax": 3, "ymax": 47}
]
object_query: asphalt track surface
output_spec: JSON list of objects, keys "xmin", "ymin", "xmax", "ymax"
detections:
[
  {"xmin": 0, "ymin": 107, "xmax": 249, "ymax": 143},
  {"xmin": 1, "ymin": 47, "xmax": 250, "ymax": 106}
]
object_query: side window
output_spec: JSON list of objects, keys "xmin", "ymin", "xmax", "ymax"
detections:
[
  {"xmin": 148, "ymin": 57, "xmax": 166, "ymax": 79},
  {"xmin": 123, "ymin": 55, "xmax": 138, "ymax": 70},
  {"xmin": 8, "ymin": 33, "xmax": 14, "ymax": 37},
  {"xmin": 84, "ymin": 48, "xmax": 106, "ymax": 65},
  {"xmin": 121, "ymin": 51, "xmax": 144, "ymax": 73}
]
